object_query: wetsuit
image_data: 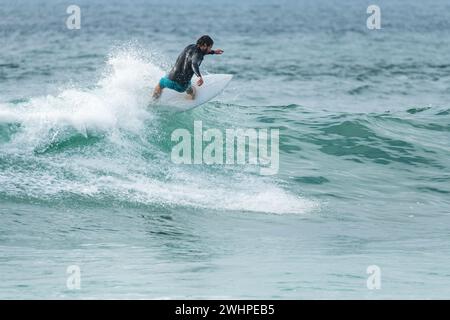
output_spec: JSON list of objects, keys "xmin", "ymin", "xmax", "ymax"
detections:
[{"xmin": 159, "ymin": 44, "xmax": 214, "ymax": 92}]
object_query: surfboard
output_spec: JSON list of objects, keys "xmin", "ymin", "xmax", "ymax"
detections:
[{"xmin": 154, "ymin": 74, "xmax": 232, "ymax": 112}]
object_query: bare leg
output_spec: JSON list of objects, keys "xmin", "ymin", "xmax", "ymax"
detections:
[
  {"xmin": 152, "ymin": 84, "xmax": 163, "ymax": 100},
  {"xmin": 186, "ymin": 86, "xmax": 196, "ymax": 100}
]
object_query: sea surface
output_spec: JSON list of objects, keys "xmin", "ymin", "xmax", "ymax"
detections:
[{"xmin": 1, "ymin": 0, "xmax": 450, "ymax": 299}]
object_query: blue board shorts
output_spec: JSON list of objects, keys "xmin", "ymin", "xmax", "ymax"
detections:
[{"xmin": 159, "ymin": 76, "xmax": 192, "ymax": 93}]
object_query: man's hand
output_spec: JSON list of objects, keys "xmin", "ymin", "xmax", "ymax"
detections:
[
  {"xmin": 197, "ymin": 77, "xmax": 204, "ymax": 86},
  {"xmin": 213, "ymin": 49, "xmax": 224, "ymax": 55}
]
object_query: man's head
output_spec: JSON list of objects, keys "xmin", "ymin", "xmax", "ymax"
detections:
[{"xmin": 196, "ymin": 35, "xmax": 214, "ymax": 53}]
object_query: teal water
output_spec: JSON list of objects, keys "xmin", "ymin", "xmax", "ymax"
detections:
[{"xmin": 1, "ymin": 0, "xmax": 450, "ymax": 299}]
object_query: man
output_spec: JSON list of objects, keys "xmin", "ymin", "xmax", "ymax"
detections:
[{"xmin": 152, "ymin": 35, "xmax": 224, "ymax": 100}]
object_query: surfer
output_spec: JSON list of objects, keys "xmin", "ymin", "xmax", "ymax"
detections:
[{"xmin": 152, "ymin": 35, "xmax": 224, "ymax": 100}]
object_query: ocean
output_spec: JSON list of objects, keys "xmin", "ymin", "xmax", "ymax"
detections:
[{"xmin": 1, "ymin": 0, "xmax": 450, "ymax": 299}]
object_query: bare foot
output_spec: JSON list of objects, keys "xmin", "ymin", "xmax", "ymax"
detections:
[{"xmin": 186, "ymin": 86, "xmax": 196, "ymax": 100}]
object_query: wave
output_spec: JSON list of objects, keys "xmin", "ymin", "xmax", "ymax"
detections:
[
  {"xmin": 0, "ymin": 47, "xmax": 316, "ymax": 215},
  {"xmin": 276, "ymin": 105, "xmax": 450, "ymax": 169}
]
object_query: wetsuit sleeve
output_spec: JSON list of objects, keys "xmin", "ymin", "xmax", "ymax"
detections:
[{"xmin": 191, "ymin": 53, "xmax": 202, "ymax": 78}]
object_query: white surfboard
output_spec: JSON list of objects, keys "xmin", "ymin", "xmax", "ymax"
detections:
[{"xmin": 155, "ymin": 74, "xmax": 232, "ymax": 112}]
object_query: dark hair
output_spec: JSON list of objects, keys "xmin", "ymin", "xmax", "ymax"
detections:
[{"xmin": 196, "ymin": 35, "xmax": 214, "ymax": 47}]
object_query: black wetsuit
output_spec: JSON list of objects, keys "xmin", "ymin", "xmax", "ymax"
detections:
[{"xmin": 167, "ymin": 44, "xmax": 214, "ymax": 88}]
